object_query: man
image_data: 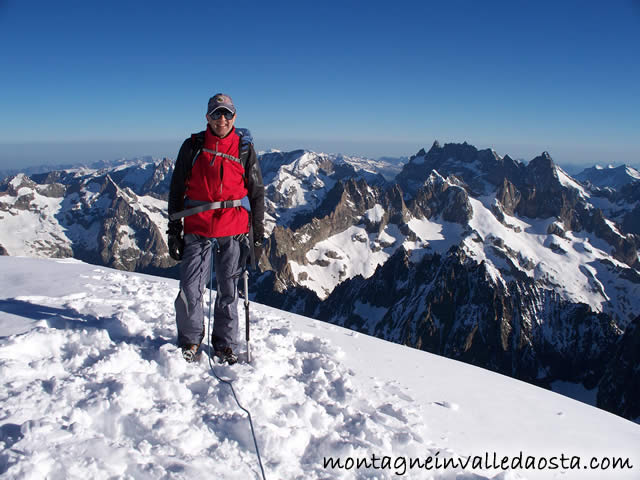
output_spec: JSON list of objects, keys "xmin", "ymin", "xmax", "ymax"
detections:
[{"xmin": 167, "ymin": 93, "xmax": 265, "ymax": 364}]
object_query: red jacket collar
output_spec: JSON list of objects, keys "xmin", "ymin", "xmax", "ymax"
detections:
[{"xmin": 204, "ymin": 125, "xmax": 236, "ymax": 149}]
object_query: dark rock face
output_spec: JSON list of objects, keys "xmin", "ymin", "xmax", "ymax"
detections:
[
  {"xmin": 396, "ymin": 141, "xmax": 524, "ymax": 197},
  {"xmin": 583, "ymin": 209, "xmax": 640, "ymax": 268},
  {"xmin": 56, "ymin": 174, "xmax": 173, "ymax": 273},
  {"xmin": 408, "ymin": 172, "xmax": 472, "ymax": 224},
  {"xmin": 597, "ymin": 315, "xmax": 640, "ymax": 420},
  {"xmin": 577, "ymin": 177, "xmax": 640, "ymax": 247},
  {"xmin": 496, "ymin": 179, "xmax": 521, "ymax": 216},
  {"xmin": 312, "ymin": 246, "xmax": 621, "ymax": 390},
  {"xmin": 516, "ymin": 153, "xmax": 570, "ymax": 220},
  {"xmin": 264, "ymin": 178, "xmax": 383, "ymax": 293},
  {"xmin": 37, "ymin": 183, "xmax": 66, "ymax": 198},
  {"xmin": 622, "ymin": 205, "xmax": 640, "ymax": 236},
  {"xmin": 397, "ymin": 142, "xmax": 484, "ymax": 195},
  {"xmin": 251, "ymin": 270, "xmax": 321, "ymax": 319}
]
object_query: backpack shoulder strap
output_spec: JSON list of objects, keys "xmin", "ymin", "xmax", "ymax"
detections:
[
  {"xmin": 190, "ymin": 131, "xmax": 205, "ymax": 167},
  {"xmin": 235, "ymin": 128, "xmax": 253, "ymax": 168}
]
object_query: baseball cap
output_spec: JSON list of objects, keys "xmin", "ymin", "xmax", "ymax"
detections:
[{"xmin": 207, "ymin": 93, "xmax": 236, "ymax": 115}]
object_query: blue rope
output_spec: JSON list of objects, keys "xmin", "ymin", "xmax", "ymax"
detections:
[{"xmin": 207, "ymin": 240, "xmax": 267, "ymax": 480}]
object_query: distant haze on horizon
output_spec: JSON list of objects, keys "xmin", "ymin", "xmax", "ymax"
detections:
[{"xmin": 0, "ymin": 138, "xmax": 637, "ymax": 174}]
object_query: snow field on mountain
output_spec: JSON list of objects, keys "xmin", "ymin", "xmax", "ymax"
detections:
[
  {"xmin": 0, "ymin": 168, "xmax": 172, "ymax": 265},
  {"xmin": 555, "ymin": 166, "xmax": 590, "ymax": 200},
  {"xmin": 136, "ymin": 195, "xmax": 170, "ymax": 243},
  {"xmin": 293, "ymin": 225, "xmax": 394, "ymax": 298},
  {"xmin": 466, "ymin": 195, "xmax": 640, "ymax": 323},
  {"xmin": 1, "ymin": 257, "xmax": 510, "ymax": 480},
  {"xmin": 0, "ymin": 176, "xmax": 69, "ymax": 258},
  {"xmin": 291, "ymin": 212, "xmax": 465, "ymax": 299},
  {"xmin": 265, "ymin": 152, "xmax": 338, "ymax": 223},
  {"xmin": 2, "ymin": 257, "xmax": 639, "ymax": 480}
]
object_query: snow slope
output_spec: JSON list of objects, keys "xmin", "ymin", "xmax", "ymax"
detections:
[
  {"xmin": 0, "ymin": 257, "xmax": 638, "ymax": 480},
  {"xmin": 293, "ymin": 218, "xmax": 464, "ymax": 299}
]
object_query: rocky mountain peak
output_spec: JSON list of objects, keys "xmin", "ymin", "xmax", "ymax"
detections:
[
  {"xmin": 524, "ymin": 152, "xmax": 559, "ymax": 187},
  {"xmin": 2, "ymin": 174, "xmax": 37, "ymax": 196},
  {"xmin": 529, "ymin": 151, "xmax": 554, "ymax": 166},
  {"xmin": 104, "ymin": 174, "xmax": 121, "ymax": 195},
  {"xmin": 425, "ymin": 170, "xmax": 446, "ymax": 187},
  {"xmin": 409, "ymin": 148, "xmax": 427, "ymax": 163},
  {"xmin": 396, "ymin": 141, "xmax": 512, "ymax": 196},
  {"xmin": 410, "ymin": 171, "xmax": 473, "ymax": 225},
  {"xmin": 435, "ymin": 142, "xmax": 479, "ymax": 163}
]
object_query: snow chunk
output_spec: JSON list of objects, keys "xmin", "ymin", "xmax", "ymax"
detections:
[{"xmin": 365, "ymin": 204, "xmax": 385, "ymax": 223}]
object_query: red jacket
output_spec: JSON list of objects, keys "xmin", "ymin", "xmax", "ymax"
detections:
[{"xmin": 183, "ymin": 127, "xmax": 250, "ymax": 238}]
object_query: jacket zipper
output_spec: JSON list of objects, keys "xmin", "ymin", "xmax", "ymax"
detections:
[{"xmin": 217, "ymin": 141, "xmax": 224, "ymax": 194}]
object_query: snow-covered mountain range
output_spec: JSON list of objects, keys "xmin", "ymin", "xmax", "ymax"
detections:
[
  {"xmin": 575, "ymin": 164, "xmax": 640, "ymax": 191},
  {"xmin": 1, "ymin": 256, "xmax": 638, "ymax": 479},
  {"xmin": 1, "ymin": 143, "xmax": 639, "ymax": 424},
  {"xmin": 0, "ymin": 158, "xmax": 174, "ymax": 273}
]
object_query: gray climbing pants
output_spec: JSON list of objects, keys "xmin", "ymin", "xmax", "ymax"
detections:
[{"xmin": 175, "ymin": 234, "xmax": 243, "ymax": 349}]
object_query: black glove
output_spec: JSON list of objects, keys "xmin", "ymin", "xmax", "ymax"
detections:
[
  {"xmin": 168, "ymin": 234, "xmax": 184, "ymax": 261},
  {"xmin": 167, "ymin": 220, "xmax": 184, "ymax": 261},
  {"xmin": 252, "ymin": 226, "xmax": 265, "ymax": 263}
]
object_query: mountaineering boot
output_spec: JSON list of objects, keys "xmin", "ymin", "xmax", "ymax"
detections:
[
  {"xmin": 181, "ymin": 344, "xmax": 200, "ymax": 363},
  {"xmin": 215, "ymin": 347, "xmax": 238, "ymax": 365}
]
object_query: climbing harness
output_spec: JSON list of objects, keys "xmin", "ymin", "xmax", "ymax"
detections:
[{"xmin": 168, "ymin": 196, "xmax": 250, "ymax": 221}]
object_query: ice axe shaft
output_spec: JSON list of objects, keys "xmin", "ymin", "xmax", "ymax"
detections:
[{"xmin": 243, "ymin": 269, "xmax": 251, "ymax": 363}]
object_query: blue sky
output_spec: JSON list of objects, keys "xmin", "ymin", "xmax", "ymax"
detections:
[{"xmin": 1, "ymin": 0, "xmax": 639, "ymax": 170}]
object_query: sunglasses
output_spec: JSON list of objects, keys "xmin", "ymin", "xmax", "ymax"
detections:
[{"xmin": 208, "ymin": 109, "xmax": 235, "ymax": 120}]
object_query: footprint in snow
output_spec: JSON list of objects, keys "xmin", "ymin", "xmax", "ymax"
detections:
[
  {"xmin": 431, "ymin": 400, "xmax": 460, "ymax": 411},
  {"xmin": 383, "ymin": 381, "xmax": 414, "ymax": 402},
  {"xmin": 268, "ymin": 327, "xmax": 290, "ymax": 336}
]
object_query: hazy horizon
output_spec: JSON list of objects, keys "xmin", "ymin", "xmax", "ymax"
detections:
[{"xmin": 1, "ymin": 138, "xmax": 638, "ymax": 177}]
